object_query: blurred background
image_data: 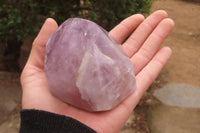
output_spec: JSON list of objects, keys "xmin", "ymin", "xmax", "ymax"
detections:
[{"xmin": 0, "ymin": 0, "xmax": 199, "ymax": 132}]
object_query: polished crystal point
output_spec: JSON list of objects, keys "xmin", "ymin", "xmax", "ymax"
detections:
[{"xmin": 44, "ymin": 18, "xmax": 136, "ymax": 111}]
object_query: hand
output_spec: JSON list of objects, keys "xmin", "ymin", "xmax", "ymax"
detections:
[{"xmin": 20, "ymin": 10, "xmax": 174, "ymax": 133}]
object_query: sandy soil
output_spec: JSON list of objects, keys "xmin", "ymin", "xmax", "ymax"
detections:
[
  {"xmin": 152, "ymin": 0, "xmax": 200, "ymax": 87},
  {"xmin": 122, "ymin": 0, "xmax": 200, "ymax": 133}
]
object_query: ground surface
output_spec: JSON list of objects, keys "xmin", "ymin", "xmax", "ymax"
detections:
[
  {"xmin": 0, "ymin": 0, "xmax": 200, "ymax": 133},
  {"xmin": 121, "ymin": 0, "xmax": 200, "ymax": 132},
  {"xmin": 153, "ymin": 0, "xmax": 200, "ymax": 88}
]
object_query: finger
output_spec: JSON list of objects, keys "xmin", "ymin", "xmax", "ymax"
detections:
[
  {"xmin": 131, "ymin": 18, "xmax": 174, "ymax": 75},
  {"xmin": 109, "ymin": 14, "xmax": 144, "ymax": 43},
  {"xmin": 135, "ymin": 47, "xmax": 172, "ymax": 98},
  {"xmin": 27, "ymin": 18, "xmax": 58, "ymax": 69},
  {"xmin": 123, "ymin": 10, "xmax": 168, "ymax": 57},
  {"xmin": 122, "ymin": 47, "xmax": 172, "ymax": 110}
]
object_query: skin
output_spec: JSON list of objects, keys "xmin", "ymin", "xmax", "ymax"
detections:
[{"xmin": 20, "ymin": 10, "xmax": 174, "ymax": 133}]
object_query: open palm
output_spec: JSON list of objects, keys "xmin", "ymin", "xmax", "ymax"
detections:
[{"xmin": 20, "ymin": 10, "xmax": 174, "ymax": 133}]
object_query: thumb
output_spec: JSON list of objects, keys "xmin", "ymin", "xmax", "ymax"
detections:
[{"xmin": 26, "ymin": 18, "xmax": 58, "ymax": 69}]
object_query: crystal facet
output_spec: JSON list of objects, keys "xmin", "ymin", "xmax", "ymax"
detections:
[{"xmin": 44, "ymin": 18, "xmax": 136, "ymax": 111}]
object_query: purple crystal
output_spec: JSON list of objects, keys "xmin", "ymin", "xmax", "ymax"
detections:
[{"xmin": 44, "ymin": 18, "xmax": 136, "ymax": 111}]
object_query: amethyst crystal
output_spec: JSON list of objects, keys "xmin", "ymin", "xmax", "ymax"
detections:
[{"xmin": 44, "ymin": 18, "xmax": 136, "ymax": 111}]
